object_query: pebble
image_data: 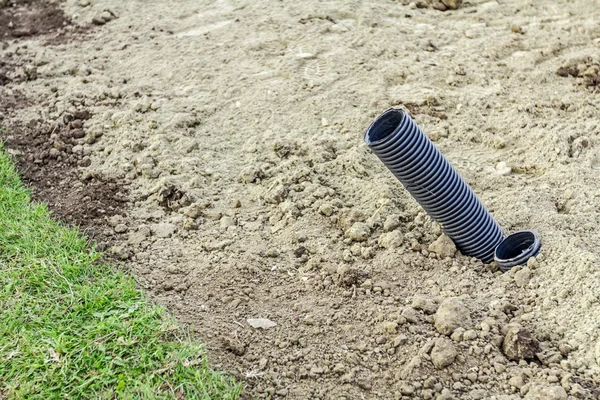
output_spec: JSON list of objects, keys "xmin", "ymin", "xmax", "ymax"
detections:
[
  {"xmin": 402, "ymin": 307, "xmax": 419, "ymax": 323},
  {"xmin": 495, "ymin": 161, "xmax": 512, "ymax": 176},
  {"xmin": 432, "ymin": 0, "xmax": 447, "ymax": 11},
  {"xmin": 151, "ymin": 223, "xmax": 177, "ymax": 238},
  {"xmin": 502, "ymin": 324, "xmax": 539, "ymax": 361},
  {"xmin": 434, "ymin": 297, "xmax": 472, "ymax": 335},
  {"xmin": 511, "ymin": 24, "xmax": 524, "ymax": 34},
  {"xmin": 525, "ymin": 384, "xmax": 567, "ymax": 400},
  {"xmin": 247, "ymin": 318, "xmax": 277, "ymax": 329},
  {"xmin": 378, "ymin": 230, "xmax": 404, "ymax": 249},
  {"xmin": 509, "ymin": 375, "xmax": 526, "ymax": 388},
  {"xmin": 436, "ymin": 388, "xmax": 456, "ymax": 400},
  {"xmin": 431, "ymin": 338, "xmax": 457, "ymax": 368},
  {"xmin": 381, "ymin": 321, "xmax": 398, "ymax": 334},
  {"xmin": 220, "ymin": 216, "xmax": 235, "ymax": 228},
  {"xmin": 394, "ymin": 335, "xmax": 409, "ymax": 347},
  {"xmin": 412, "ymin": 296, "xmax": 438, "ymax": 314},
  {"xmin": 345, "ymin": 222, "xmax": 371, "ymax": 242},
  {"xmin": 514, "ymin": 267, "xmax": 532, "ymax": 287},
  {"xmin": 383, "ymin": 214, "xmax": 401, "ymax": 232},
  {"xmin": 114, "ymin": 224, "xmax": 128, "ymax": 233},
  {"xmin": 428, "ymin": 235, "xmax": 456, "ymax": 258},
  {"xmin": 441, "ymin": 0, "xmax": 462, "ymax": 9},
  {"xmin": 319, "ymin": 203, "xmax": 333, "ymax": 216}
]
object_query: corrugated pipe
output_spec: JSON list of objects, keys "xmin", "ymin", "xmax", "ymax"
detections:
[{"xmin": 364, "ymin": 108, "xmax": 541, "ymax": 268}]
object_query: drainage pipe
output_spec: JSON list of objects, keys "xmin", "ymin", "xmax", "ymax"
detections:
[{"xmin": 364, "ymin": 108, "xmax": 504, "ymax": 263}]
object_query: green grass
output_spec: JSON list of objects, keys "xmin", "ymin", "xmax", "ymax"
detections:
[{"xmin": 0, "ymin": 144, "xmax": 241, "ymax": 399}]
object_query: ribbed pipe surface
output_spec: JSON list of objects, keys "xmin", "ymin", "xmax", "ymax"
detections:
[{"xmin": 364, "ymin": 109, "xmax": 504, "ymax": 263}]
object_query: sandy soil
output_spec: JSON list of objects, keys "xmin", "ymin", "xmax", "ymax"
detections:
[{"xmin": 2, "ymin": 0, "xmax": 600, "ymax": 398}]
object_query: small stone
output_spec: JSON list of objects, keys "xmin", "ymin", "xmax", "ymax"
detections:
[
  {"xmin": 514, "ymin": 267, "xmax": 532, "ymax": 287},
  {"xmin": 428, "ymin": 235, "xmax": 456, "ymax": 258},
  {"xmin": 511, "ymin": 24, "xmax": 524, "ymax": 34},
  {"xmin": 525, "ymin": 384, "xmax": 567, "ymax": 400},
  {"xmin": 345, "ymin": 222, "xmax": 371, "ymax": 242},
  {"xmin": 259, "ymin": 357, "xmax": 268, "ymax": 370},
  {"xmin": 450, "ymin": 327, "xmax": 465, "ymax": 341},
  {"xmin": 333, "ymin": 363, "xmax": 346, "ymax": 374},
  {"xmin": 432, "ymin": 0, "xmax": 447, "ymax": 11},
  {"xmin": 319, "ymin": 203, "xmax": 333, "ymax": 216},
  {"xmin": 436, "ymin": 388, "xmax": 456, "ymax": 400},
  {"xmin": 378, "ymin": 230, "xmax": 404, "ymax": 249},
  {"xmin": 441, "ymin": 0, "xmax": 461, "ymax": 9},
  {"xmin": 310, "ymin": 366, "xmax": 324, "ymax": 375},
  {"xmin": 394, "ymin": 335, "xmax": 409, "ymax": 347},
  {"xmin": 431, "ymin": 338, "xmax": 457, "ymax": 368},
  {"xmin": 509, "ymin": 375, "xmax": 526, "ymax": 389},
  {"xmin": 110, "ymin": 246, "xmax": 131, "ymax": 260},
  {"xmin": 434, "ymin": 297, "xmax": 472, "ymax": 335},
  {"xmin": 381, "ymin": 321, "xmax": 398, "ymax": 334},
  {"xmin": 412, "ymin": 296, "xmax": 438, "ymax": 314},
  {"xmin": 402, "ymin": 307, "xmax": 419, "ymax": 323},
  {"xmin": 222, "ymin": 337, "xmax": 246, "ymax": 356},
  {"xmin": 321, "ymin": 117, "xmax": 329, "ymax": 127},
  {"xmin": 495, "ymin": 161, "xmax": 512, "ymax": 176},
  {"xmin": 114, "ymin": 224, "xmax": 128, "ymax": 233},
  {"xmin": 247, "ymin": 318, "xmax": 277, "ymax": 329},
  {"xmin": 536, "ymin": 349, "xmax": 563, "ymax": 366},
  {"xmin": 383, "ymin": 214, "xmax": 401, "ymax": 232},
  {"xmin": 220, "ymin": 216, "xmax": 235, "ymax": 228},
  {"xmin": 400, "ymin": 384, "xmax": 415, "ymax": 395},
  {"xmin": 502, "ymin": 324, "xmax": 539, "ymax": 361},
  {"xmin": 151, "ymin": 223, "xmax": 177, "ymax": 238}
]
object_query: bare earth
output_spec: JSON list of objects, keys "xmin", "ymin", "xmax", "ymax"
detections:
[{"xmin": 1, "ymin": 0, "xmax": 600, "ymax": 398}]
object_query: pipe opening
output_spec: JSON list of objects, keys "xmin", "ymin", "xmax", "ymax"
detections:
[
  {"xmin": 364, "ymin": 109, "xmax": 405, "ymax": 145},
  {"xmin": 494, "ymin": 230, "xmax": 541, "ymax": 272}
]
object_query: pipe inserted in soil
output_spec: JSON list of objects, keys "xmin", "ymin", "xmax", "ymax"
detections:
[{"xmin": 365, "ymin": 108, "xmax": 510, "ymax": 264}]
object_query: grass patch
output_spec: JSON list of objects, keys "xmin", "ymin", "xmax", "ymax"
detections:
[{"xmin": 0, "ymin": 145, "xmax": 241, "ymax": 399}]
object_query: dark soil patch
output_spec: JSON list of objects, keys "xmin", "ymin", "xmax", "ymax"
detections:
[
  {"xmin": 1, "ymin": 112, "xmax": 129, "ymax": 248},
  {"xmin": 556, "ymin": 57, "xmax": 600, "ymax": 92},
  {"xmin": 1, "ymin": 1, "xmax": 122, "ymax": 249},
  {"xmin": 0, "ymin": 0, "xmax": 69, "ymax": 39},
  {"xmin": 0, "ymin": 0, "xmax": 90, "ymax": 43}
]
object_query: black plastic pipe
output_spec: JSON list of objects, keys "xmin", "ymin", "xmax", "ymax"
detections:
[
  {"xmin": 364, "ymin": 108, "xmax": 504, "ymax": 263},
  {"xmin": 494, "ymin": 230, "xmax": 541, "ymax": 272}
]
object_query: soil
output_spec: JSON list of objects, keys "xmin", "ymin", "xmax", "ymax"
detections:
[{"xmin": 2, "ymin": 0, "xmax": 600, "ymax": 399}]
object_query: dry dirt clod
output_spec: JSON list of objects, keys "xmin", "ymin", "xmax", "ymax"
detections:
[
  {"xmin": 441, "ymin": 0, "xmax": 461, "ymax": 9},
  {"xmin": 502, "ymin": 324, "xmax": 540, "ymax": 361},
  {"xmin": 434, "ymin": 297, "xmax": 471, "ymax": 335},
  {"xmin": 428, "ymin": 234, "xmax": 456, "ymax": 258},
  {"xmin": 378, "ymin": 230, "xmax": 404, "ymax": 249},
  {"xmin": 345, "ymin": 222, "xmax": 371, "ymax": 242},
  {"xmin": 222, "ymin": 337, "xmax": 246, "ymax": 356},
  {"xmin": 151, "ymin": 223, "xmax": 176, "ymax": 238},
  {"xmin": 514, "ymin": 266, "xmax": 532, "ymax": 287},
  {"xmin": 431, "ymin": 338, "xmax": 457, "ymax": 368},
  {"xmin": 412, "ymin": 296, "xmax": 438, "ymax": 314},
  {"xmin": 525, "ymin": 384, "xmax": 567, "ymax": 400}
]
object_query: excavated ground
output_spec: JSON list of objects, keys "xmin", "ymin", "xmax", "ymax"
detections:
[{"xmin": 1, "ymin": 0, "xmax": 599, "ymax": 398}]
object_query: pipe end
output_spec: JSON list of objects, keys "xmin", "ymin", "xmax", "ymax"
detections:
[
  {"xmin": 494, "ymin": 230, "xmax": 541, "ymax": 273},
  {"xmin": 364, "ymin": 108, "xmax": 406, "ymax": 147}
]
